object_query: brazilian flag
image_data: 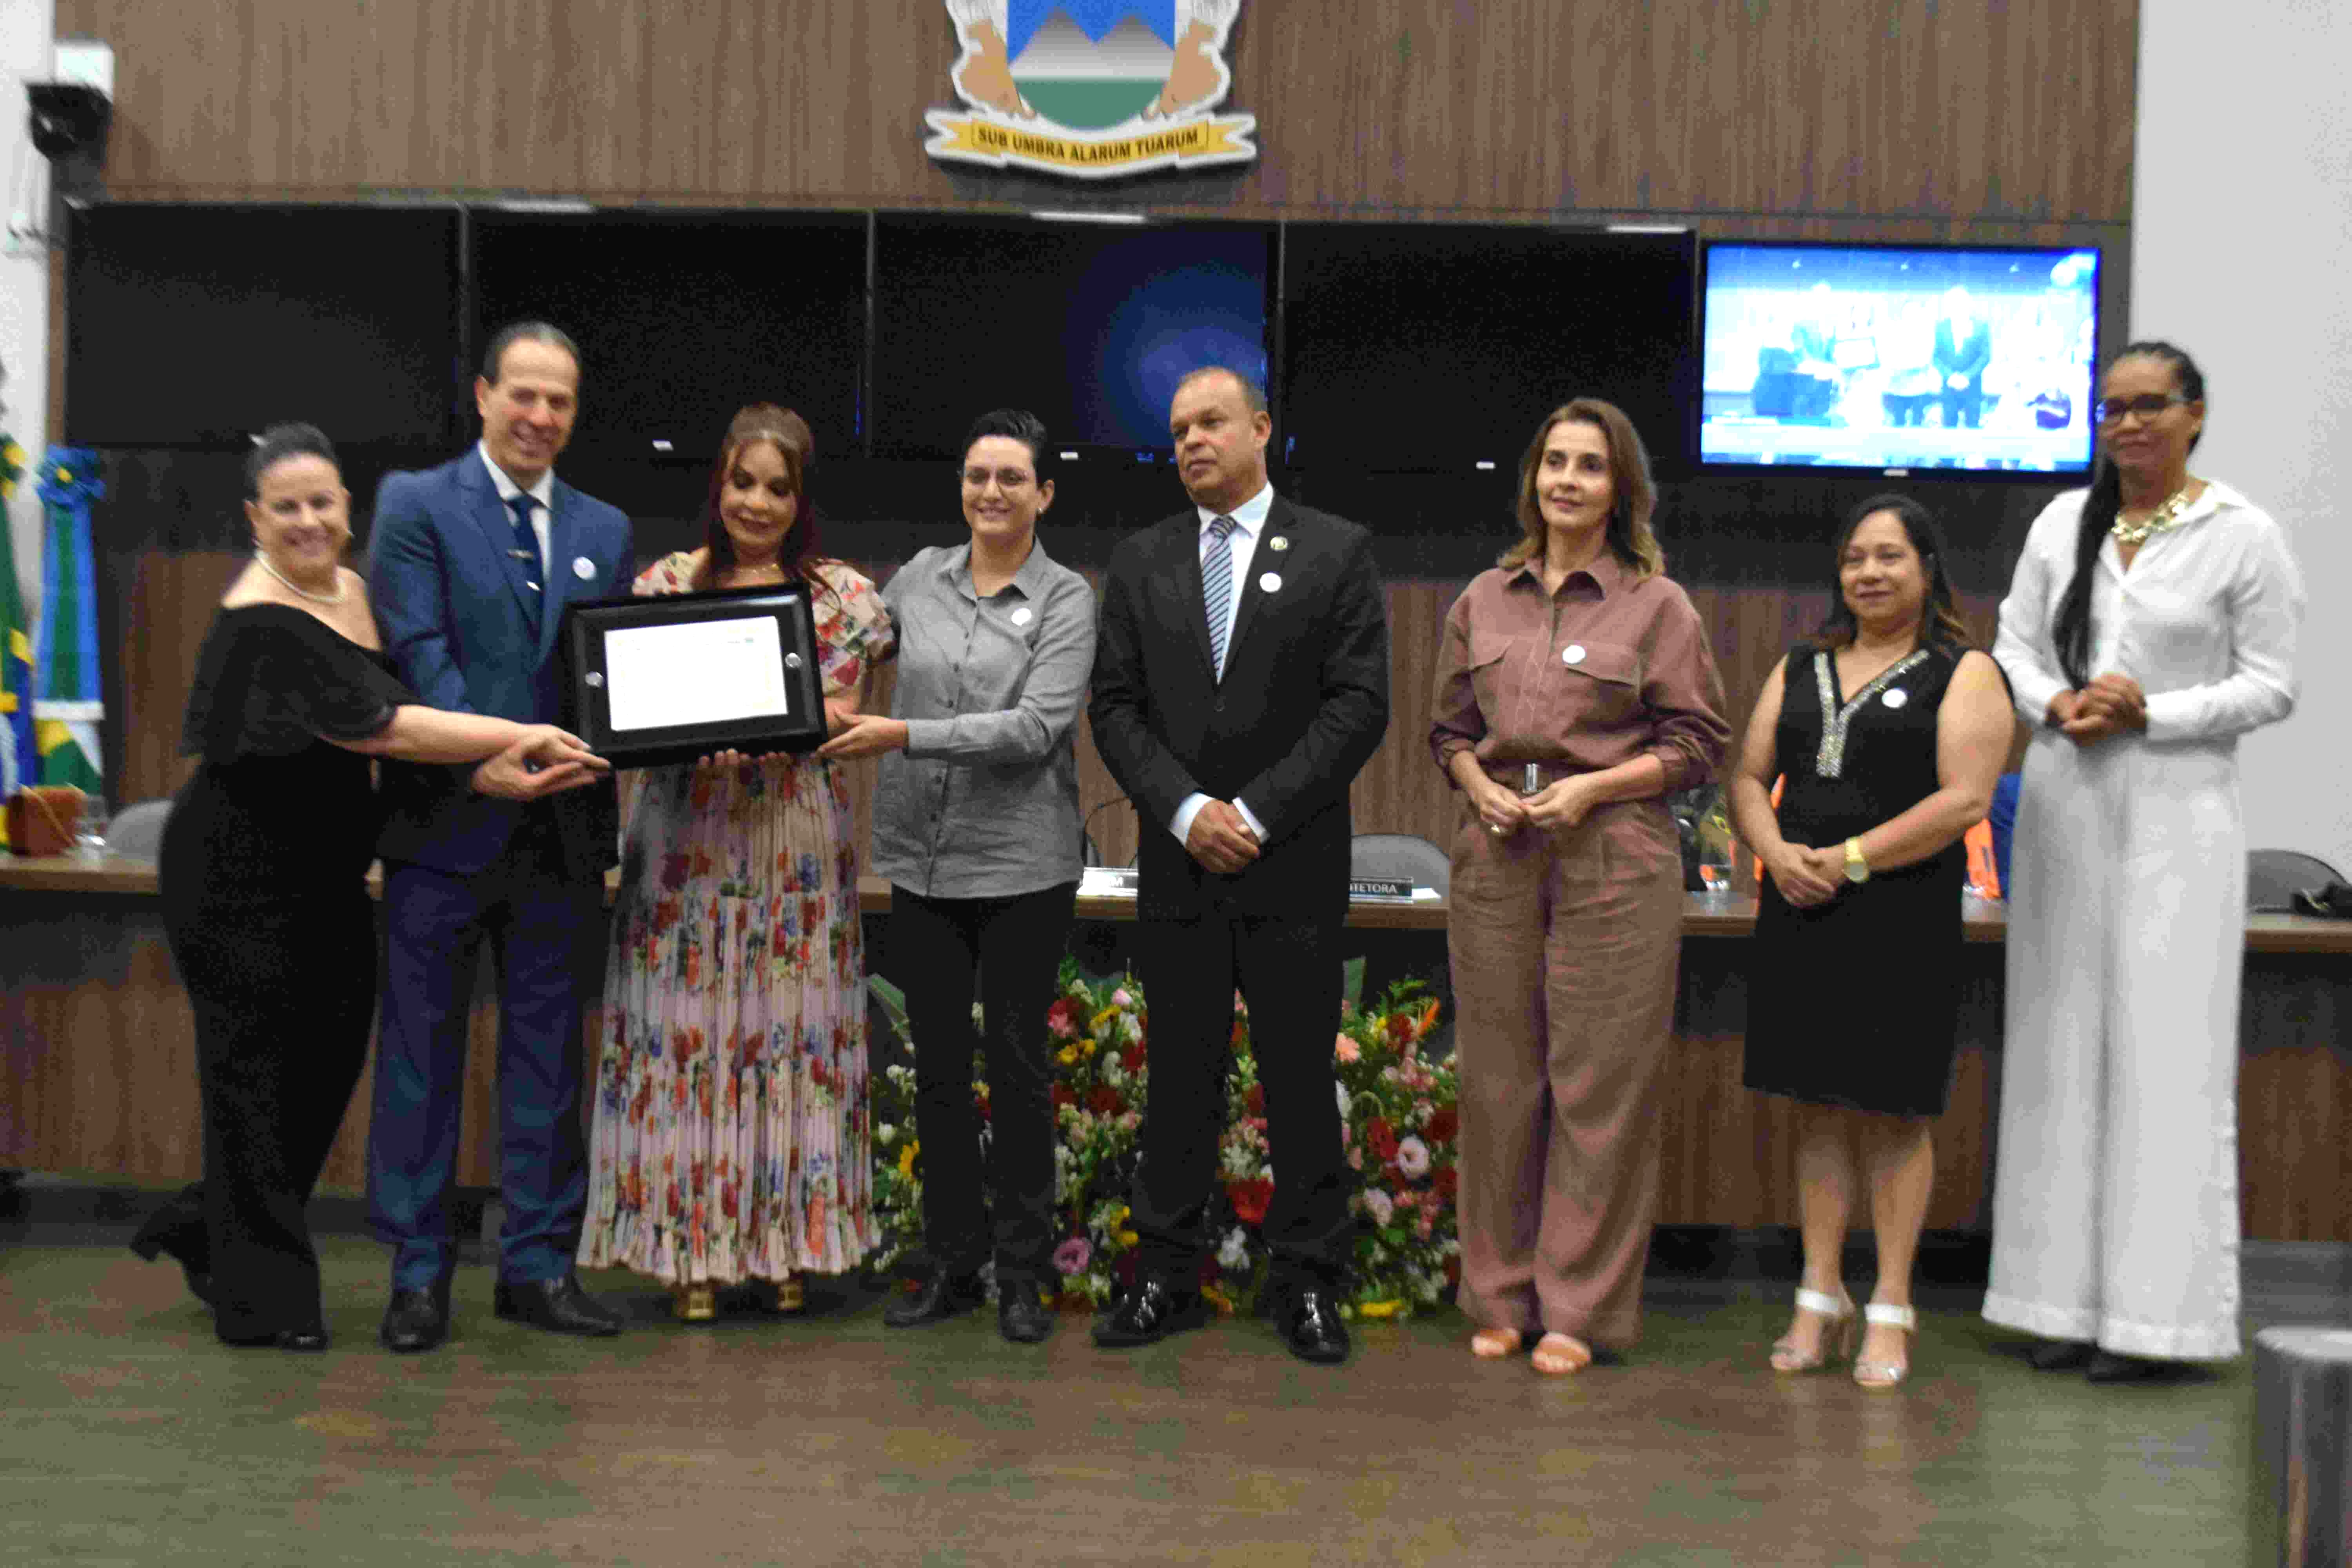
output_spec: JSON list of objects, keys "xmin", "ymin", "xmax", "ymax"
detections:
[
  {"xmin": 34, "ymin": 447, "xmax": 103, "ymax": 797},
  {"xmin": 0, "ymin": 438, "xmax": 32, "ymax": 846}
]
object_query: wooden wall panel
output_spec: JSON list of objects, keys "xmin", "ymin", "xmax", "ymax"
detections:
[{"xmin": 59, "ymin": 0, "xmax": 2138, "ymax": 223}]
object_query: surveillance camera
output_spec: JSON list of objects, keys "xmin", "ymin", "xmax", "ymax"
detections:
[{"xmin": 28, "ymin": 82, "xmax": 109, "ymax": 162}]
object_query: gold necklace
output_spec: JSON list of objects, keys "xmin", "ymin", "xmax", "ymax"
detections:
[{"xmin": 2111, "ymin": 481, "xmax": 2196, "ymax": 546}]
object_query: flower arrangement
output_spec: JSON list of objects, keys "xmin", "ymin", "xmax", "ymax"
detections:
[{"xmin": 868, "ymin": 957, "xmax": 1460, "ymax": 1321}]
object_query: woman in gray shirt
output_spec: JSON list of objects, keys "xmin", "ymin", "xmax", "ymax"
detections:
[{"xmin": 820, "ymin": 408, "xmax": 1096, "ymax": 1344}]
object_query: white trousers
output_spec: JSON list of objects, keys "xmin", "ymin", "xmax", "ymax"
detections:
[{"xmin": 1982, "ymin": 728, "xmax": 2245, "ymax": 1360}]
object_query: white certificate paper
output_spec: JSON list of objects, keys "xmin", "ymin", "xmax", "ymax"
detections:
[{"xmin": 602, "ymin": 615, "xmax": 793, "ymax": 733}]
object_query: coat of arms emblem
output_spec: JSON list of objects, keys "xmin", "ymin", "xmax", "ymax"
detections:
[{"xmin": 926, "ymin": 0, "xmax": 1257, "ymax": 179}]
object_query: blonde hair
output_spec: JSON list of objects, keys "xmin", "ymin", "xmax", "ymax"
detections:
[{"xmin": 1499, "ymin": 399, "xmax": 1664, "ymax": 580}]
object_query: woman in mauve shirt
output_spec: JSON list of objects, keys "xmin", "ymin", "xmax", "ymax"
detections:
[{"xmin": 1428, "ymin": 398, "xmax": 1730, "ymax": 1376}]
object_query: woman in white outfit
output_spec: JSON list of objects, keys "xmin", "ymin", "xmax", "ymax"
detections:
[{"xmin": 1984, "ymin": 341, "xmax": 2304, "ymax": 1380}]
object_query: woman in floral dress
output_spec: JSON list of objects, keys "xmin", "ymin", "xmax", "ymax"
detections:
[{"xmin": 579, "ymin": 404, "xmax": 893, "ymax": 1321}]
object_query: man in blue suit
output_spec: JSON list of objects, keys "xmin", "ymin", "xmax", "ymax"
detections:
[{"xmin": 366, "ymin": 322, "xmax": 634, "ymax": 1352}]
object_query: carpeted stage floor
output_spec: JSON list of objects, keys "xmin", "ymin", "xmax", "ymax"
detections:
[{"xmin": 0, "ymin": 1216, "xmax": 2307, "ymax": 1566}]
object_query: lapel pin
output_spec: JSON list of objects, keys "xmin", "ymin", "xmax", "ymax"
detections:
[
  {"xmin": 1010, "ymin": 606, "xmax": 1034, "ymax": 627},
  {"xmin": 1269, "ymin": 536, "xmax": 1289, "ymax": 552},
  {"xmin": 1882, "ymin": 688, "xmax": 1909, "ymax": 709},
  {"xmin": 1259, "ymin": 572, "xmax": 1282, "ymax": 593},
  {"xmin": 573, "ymin": 555, "xmax": 594, "ymax": 580},
  {"xmin": 1563, "ymin": 644, "xmax": 1586, "ymax": 665}
]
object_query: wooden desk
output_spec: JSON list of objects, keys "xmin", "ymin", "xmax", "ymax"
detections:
[{"xmin": 5, "ymin": 856, "xmax": 2348, "ymax": 1238}]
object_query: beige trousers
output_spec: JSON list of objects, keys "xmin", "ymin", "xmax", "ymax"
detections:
[{"xmin": 1448, "ymin": 797, "xmax": 1683, "ymax": 1348}]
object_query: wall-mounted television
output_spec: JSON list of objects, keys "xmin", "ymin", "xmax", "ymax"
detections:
[
  {"xmin": 66, "ymin": 203, "xmax": 464, "ymax": 448},
  {"xmin": 1281, "ymin": 224, "xmax": 1698, "ymax": 474},
  {"xmin": 472, "ymin": 210, "xmax": 870, "ymax": 463},
  {"xmin": 1699, "ymin": 241, "xmax": 2100, "ymax": 475},
  {"xmin": 871, "ymin": 213, "xmax": 1274, "ymax": 458}
]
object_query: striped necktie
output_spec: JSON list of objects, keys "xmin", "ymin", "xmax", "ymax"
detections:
[{"xmin": 1202, "ymin": 514, "xmax": 1238, "ymax": 680}]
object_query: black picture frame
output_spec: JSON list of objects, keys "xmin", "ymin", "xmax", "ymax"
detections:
[{"xmin": 561, "ymin": 585, "xmax": 828, "ymax": 769}]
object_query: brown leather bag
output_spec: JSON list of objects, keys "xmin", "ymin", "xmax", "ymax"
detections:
[{"xmin": 5, "ymin": 785, "xmax": 83, "ymax": 857}]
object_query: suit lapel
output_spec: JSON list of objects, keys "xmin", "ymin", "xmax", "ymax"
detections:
[
  {"xmin": 1218, "ymin": 497, "xmax": 1290, "ymax": 682},
  {"xmin": 463, "ymin": 457, "xmax": 544, "ymax": 628},
  {"xmin": 1168, "ymin": 511, "xmax": 1218, "ymax": 683},
  {"xmin": 536, "ymin": 481, "xmax": 582, "ymax": 666}
]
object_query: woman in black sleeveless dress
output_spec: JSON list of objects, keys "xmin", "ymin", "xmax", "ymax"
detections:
[
  {"xmin": 1729, "ymin": 495, "xmax": 2013, "ymax": 1389},
  {"xmin": 130, "ymin": 425, "xmax": 608, "ymax": 1350}
]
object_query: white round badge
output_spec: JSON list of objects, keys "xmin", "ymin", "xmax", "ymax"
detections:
[
  {"xmin": 1882, "ymin": 688, "xmax": 1909, "ymax": 710},
  {"xmin": 1010, "ymin": 607, "xmax": 1033, "ymax": 627},
  {"xmin": 572, "ymin": 555, "xmax": 595, "ymax": 581},
  {"xmin": 1259, "ymin": 572, "xmax": 1282, "ymax": 593},
  {"xmin": 1268, "ymin": 536, "xmax": 1289, "ymax": 553},
  {"xmin": 1563, "ymin": 644, "xmax": 1587, "ymax": 666}
]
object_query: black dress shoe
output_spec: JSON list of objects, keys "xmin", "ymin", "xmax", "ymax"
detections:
[
  {"xmin": 997, "ymin": 1278, "xmax": 1054, "ymax": 1344},
  {"xmin": 1091, "ymin": 1276, "xmax": 1207, "ymax": 1348},
  {"xmin": 884, "ymin": 1271, "xmax": 986, "ymax": 1328},
  {"xmin": 224, "ymin": 1327, "xmax": 330, "ymax": 1352},
  {"xmin": 1275, "ymin": 1286, "xmax": 1350, "ymax": 1365},
  {"xmin": 380, "ymin": 1284, "xmax": 452, "ymax": 1354},
  {"xmin": 493, "ymin": 1274, "xmax": 625, "ymax": 1337},
  {"xmin": 2029, "ymin": 1338, "xmax": 2096, "ymax": 1372},
  {"xmin": 2086, "ymin": 1349, "xmax": 2173, "ymax": 1383}
]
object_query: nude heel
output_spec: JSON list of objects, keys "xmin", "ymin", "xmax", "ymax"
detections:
[
  {"xmin": 1770, "ymin": 1286, "xmax": 1857, "ymax": 1372},
  {"xmin": 1854, "ymin": 1302, "xmax": 1917, "ymax": 1389}
]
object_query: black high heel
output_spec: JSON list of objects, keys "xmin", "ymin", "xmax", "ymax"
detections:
[{"xmin": 129, "ymin": 1223, "xmax": 216, "ymax": 1307}]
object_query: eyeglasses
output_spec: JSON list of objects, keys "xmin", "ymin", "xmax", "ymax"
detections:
[
  {"xmin": 2094, "ymin": 393, "xmax": 2193, "ymax": 425},
  {"xmin": 961, "ymin": 465, "xmax": 1036, "ymax": 490}
]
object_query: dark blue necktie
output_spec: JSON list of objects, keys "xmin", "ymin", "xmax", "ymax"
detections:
[{"xmin": 507, "ymin": 494, "xmax": 543, "ymax": 619}]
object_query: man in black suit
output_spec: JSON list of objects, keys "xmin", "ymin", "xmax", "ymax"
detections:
[{"xmin": 1087, "ymin": 366, "xmax": 1390, "ymax": 1365}]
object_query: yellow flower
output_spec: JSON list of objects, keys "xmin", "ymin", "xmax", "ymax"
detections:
[
  {"xmin": 1108, "ymin": 1204, "xmax": 1129, "ymax": 1225},
  {"xmin": 897, "ymin": 1139, "xmax": 919, "ymax": 1177},
  {"xmin": 53, "ymin": 466, "xmax": 69, "ymax": 483},
  {"xmin": 1356, "ymin": 1299, "xmax": 1403, "ymax": 1320},
  {"xmin": 1091, "ymin": 1005, "xmax": 1121, "ymax": 1031},
  {"xmin": 1056, "ymin": 1045, "xmax": 1079, "ymax": 1066},
  {"xmin": 0, "ymin": 480, "xmax": 12, "ymax": 499},
  {"xmin": 3, "ymin": 441, "xmax": 21, "ymax": 464}
]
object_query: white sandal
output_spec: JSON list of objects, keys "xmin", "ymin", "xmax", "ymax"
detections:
[
  {"xmin": 1770, "ymin": 1286, "xmax": 1857, "ymax": 1373},
  {"xmin": 1854, "ymin": 1302, "xmax": 1917, "ymax": 1389}
]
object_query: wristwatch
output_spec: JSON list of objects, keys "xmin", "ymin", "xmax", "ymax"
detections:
[{"xmin": 1843, "ymin": 837, "xmax": 1871, "ymax": 884}]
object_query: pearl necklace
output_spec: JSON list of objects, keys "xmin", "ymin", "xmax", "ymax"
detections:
[
  {"xmin": 253, "ymin": 550, "xmax": 345, "ymax": 605},
  {"xmin": 2110, "ymin": 481, "xmax": 2196, "ymax": 546}
]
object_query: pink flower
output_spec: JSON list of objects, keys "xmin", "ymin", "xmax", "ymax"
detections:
[
  {"xmin": 1111, "ymin": 988, "xmax": 1134, "ymax": 1009},
  {"xmin": 1363, "ymin": 1189, "xmax": 1396, "ymax": 1227},
  {"xmin": 1052, "ymin": 1237, "xmax": 1092, "ymax": 1276},
  {"xmin": 1395, "ymin": 1136, "xmax": 1431, "ymax": 1179},
  {"xmin": 1334, "ymin": 1034, "xmax": 1361, "ymax": 1063}
]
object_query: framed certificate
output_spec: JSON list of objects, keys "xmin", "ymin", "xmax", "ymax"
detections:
[{"xmin": 561, "ymin": 585, "xmax": 828, "ymax": 768}]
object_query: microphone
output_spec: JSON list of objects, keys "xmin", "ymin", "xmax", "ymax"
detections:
[{"xmin": 1081, "ymin": 793, "xmax": 1132, "ymax": 866}]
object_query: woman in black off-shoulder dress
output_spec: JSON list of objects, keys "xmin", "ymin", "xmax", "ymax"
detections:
[{"xmin": 129, "ymin": 424, "xmax": 609, "ymax": 1350}]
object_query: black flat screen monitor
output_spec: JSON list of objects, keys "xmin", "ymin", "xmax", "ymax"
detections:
[
  {"xmin": 871, "ymin": 213, "xmax": 1274, "ymax": 457},
  {"xmin": 472, "ymin": 210, "xmax": 869, "ymax": 462},
  {"xmin": 1280, "ymin": 223, "xmax": 1697, "ymax": 474},
  {"xmin": 66, "ymin": 203, "xmax": 463, "ymax": 447},
  {"xmin": 1700, "ymin": 241, "xmax": 2101, "ymax": 475}
]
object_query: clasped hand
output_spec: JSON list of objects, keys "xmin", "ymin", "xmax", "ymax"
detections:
[
  {"xmin": 471, "ymin": 725, "xmax": 610, "ymax": 801},
  {"xmin": 1185, "ymin": 799, "xmax": 1260, "ymax": 875},
  {"xmin": 1468, "ymin": 775, "xmax": 1594, "ymax": 837},
  {"xmin": 2050, "ymin": 673, "xmax": 2146, "ymax": 745},
  {"xmin": 1768, "ymin": 843, "xmax": 1846, "ymax": 909}
]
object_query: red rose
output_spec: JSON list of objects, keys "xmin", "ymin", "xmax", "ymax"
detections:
[
  {"xmin": 1122, "ymin": 1043, "xmax": 1147, "ymax": 1074},
  {"xmin": 1246, "ymin": 1084, "xmax": 1266, "ymax": 1117},
  {"xmin": 1088, "ymin": 1086, "xmax": 1122, "ymax": 1117},
  {"xmin": 1386, "ymin": 1012, "xmax": 1417, "ymax": 1047},
  {"xmin": 1425, "ymin": 1108, "xmax": 1459, "ymax": 1146},
  {"xmin": 1367, "ymin": 1117, "xmax": 1399, "ymax": 1163},
  {"xmin": 1046, "ymin": 998, "xmax": 1082, "ymax": 1040},
  {"xmin": 1227, "ymin": 1177, "xmax": 1274, "ymax": 1226},
  {"xmin": 1434, "ymin": 1165, "xmax": 1459, "ymax": 1201},
  {"xmin": 1050, "ymin": 1084, "xmax": 1077, "ymax": 1110}
]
